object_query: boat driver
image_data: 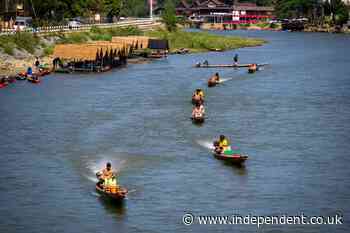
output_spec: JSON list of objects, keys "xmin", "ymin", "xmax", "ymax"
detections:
[{"xmin": 219, "ymin": 135, "xmax": 230, "ymax": 151}]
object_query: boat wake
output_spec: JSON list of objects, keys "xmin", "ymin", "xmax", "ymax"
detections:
[
  {"xmin": 196, "ymin": 139, "xmax": 214, "ymax": 151},
  {"xmin": 219, "ymin": 77, "xmax": 233, "ymax": 83}
]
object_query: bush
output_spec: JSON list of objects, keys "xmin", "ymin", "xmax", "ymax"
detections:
[
  {"xmin": 161, "ymin": 0, "xmax": 178, "ymax": 31},
  {"xmin": 43, "ymin": 45, "xmax": 54, "ymax": 56},
  {"xmin": 3, "ymin": 42, "xmax": 16, "ymax": 55},
  {"xmin": 107, "ymin": 26, "xmax": 142, "ymax": 36},
  {"xmin": 58, "ymin": 32, "xmax": 89, "ymax": 44},
  {"xmin": 90, "ymin": 26, "xmax": 103, "ymax": 34},
  {"xmin": 13, "ymin": 32, "xmax": 40, "ymax": 53},
  {"xmin": 89, "ymin": 33, "xmax": 112, "ymax": 41}
]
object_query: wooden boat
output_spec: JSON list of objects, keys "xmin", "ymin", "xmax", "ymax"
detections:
[
  {"xmin": 7, "ymin": 76, "xmax": 16, "ymax": 83},
  {"xmin": 248, "ymin": 65, "xmax": 257, "ymax": 73},
  {"xmin": 174, "ymin": 48, "xmax": 189, "ymax": 54},
  {"xmin": 96, "ymin": 183, "xmax": 128, "ymax": 201},
  {"xmin": 16, "ymin": 74, "xmax": 27, "ymax": 80},
  {"xmin": 27, "ymin": 76, "xmax": 40, "ymax": 84},
  {"xmin": 192, "ymin": 115, "xmax": 205, "ymax": 124},
  {"xmin": 208, "ymin": 80, "xmax": 219, "ymax": 87},
  {"xmin": 0, "ymin": 77, "xmax": 9, "ymax": 88},
  {"xmin": 192, "ymin": 97, "xmax": 204, "ymax": 105},
  {"xmin": 195, "ymin": 63, "xmax": 268, "ymax": 68},
  {"xmin": 213, "ymin": 152, "xmax": 248, "ymax": 165},
  {"xmin": 148, "ymin": 53, "xmax": 165, "ymax": 59},
  {"xmin": 0, "ymin": 83, "xmax": 8, "ymax": 88},
  {"xmin": 248, "ymin": 68, "xmax": 256, "ymax": 73},
  {"xmin": 36, "ymin": 69, "xmax": 51, "ymax": 77},
  {"xmin": 209, "ymin": 48, "xmax": 223, "ymax": 52}
]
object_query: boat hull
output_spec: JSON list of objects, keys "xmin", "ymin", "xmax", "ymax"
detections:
[
  {"xmin": 27, "ymin": 77, "xmax": 40, "ymax": 83},
  {"xmin": 208, "ymin": 81, "xmax": 217, "ymax": 87},
  {"xmin": 195, "ymin": 63, "xmax": 268, "ymax": 68},
  {"xmin": 192, "ymin": 116, "xmax": 205, "ymax": 124},
  {"xmin": 192, "ymin": 98, "xmax": 204, "ymax": 105},
  {"xmin": 95, "ymin": 184, "xmax": 127, "ymax": 201},
  {"xmin": 213, "ymin": 152, "xmax": 248, "ymax": 164},
  {"xmin": 248, "ymin": 68, "xmax": 256, "ymax": 73}
]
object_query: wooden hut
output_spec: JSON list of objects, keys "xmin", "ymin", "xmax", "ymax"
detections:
[
  {"xmin": 52, "ymin": 42, "xmax": 131, "ymax": 73},
  {"xmin": 111, "ymin": 36, "xmax": 151, "ymax": 50},
  {"xmin": 111, "ymin": 36, "xmax": 169, "ymax": 59},
  {"xmin": 147, "ymin": 39, "xmax": 169, "ymax": 58}
]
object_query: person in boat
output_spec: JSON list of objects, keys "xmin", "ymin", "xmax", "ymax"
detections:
[
  {"xmin": 192, "ymin": 89, "xmax": 205, "ymax": 103},
  {"xmin": 197, "ymin": 89, "xmax": 204, "ymax": 98},
  {"xmin": 208, "ymin": 72, "xmax": 220, "ymax": 85},
  {"xmin": 97, "ymin": 162, "xmax": 115, "ymax": 187},
  {"xmin": 27, "ymin": 67, "xmax": 33, "ymax": 77},
  {"xmin": 192, "ymin": 102, "xmax": 205, "ymax": 119},
  {"xmin": 248, "ymin": 63, "xmax": 257, "ymax": 71},
  {"xmin": 213, "ymin": 141, "xmax": 224, "ymax": 154},
  {"xmin": 218, "ymin": 135, "xmax": 230, "ymax": 152},
  {"xmin": 203, "ymin": 60, "xmax": 209, "ymax": 66},
  {"xmin": 233, "ymin": 54, "xmax": 239, "ymax": 65}
]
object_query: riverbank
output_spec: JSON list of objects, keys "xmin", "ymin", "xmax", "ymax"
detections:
[
  {"xmin": 200, "ymin": 22, "xmax": 282, "ymax": 31},
  {"xmin": 0, "ymin": 27, "xmax": 266, "ymax": 76},
  {"xmin": 198, "ymin": 22, "xmax": 350, "ymax": 34},
  {"xmin": 145, "ymin": 28, "xmax": 266, "ymax": 53}
]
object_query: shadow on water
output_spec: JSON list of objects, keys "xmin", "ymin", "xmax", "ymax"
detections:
[
  {"xmin": 97, "ymin": 194, "xmax": 127, "ymax": 218},
  {"xmin": 221, "ymin": 161, "xmax": 248, "ymax": 176}
]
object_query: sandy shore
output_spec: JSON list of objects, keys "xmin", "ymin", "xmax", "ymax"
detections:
[{"xmin": 0, "ymin": 55, "xmax": 53, "ymax": 76}]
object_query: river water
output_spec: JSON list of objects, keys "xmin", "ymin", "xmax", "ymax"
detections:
[{"xmin": 0, "ymin": 30, "xmax": 349, "ymax": 233}]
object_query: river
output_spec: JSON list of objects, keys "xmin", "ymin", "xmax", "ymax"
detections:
[{"xmin": 0, "ymin": 30, "xmax": 349, "ymax": 233}]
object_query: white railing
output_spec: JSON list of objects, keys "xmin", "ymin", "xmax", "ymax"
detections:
[{"xmin": 0, "ymin": 19, "xmax": 161, "ymax": 36}]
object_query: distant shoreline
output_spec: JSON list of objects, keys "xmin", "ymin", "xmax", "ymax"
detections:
[{"xmin": 0, "ymin": 27, "xmax": 266, "ymax": 77}]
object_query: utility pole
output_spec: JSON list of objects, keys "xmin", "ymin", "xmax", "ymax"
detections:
[{"xmin": 150, "ymin": 0, "xmax": 153, "ymax": 19}]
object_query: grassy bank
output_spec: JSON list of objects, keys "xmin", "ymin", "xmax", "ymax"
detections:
[{"xmin": 145, "ymin": 29, "xmax": 266, "ymax": 53}]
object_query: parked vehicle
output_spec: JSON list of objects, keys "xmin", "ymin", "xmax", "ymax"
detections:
[
  {"xmin": 13, "ymin": 17, "xmax": 32, "ymax": 31},
  {"xmin": 68, "ymin": 20, "xmax": 82, "ymax": 28}
]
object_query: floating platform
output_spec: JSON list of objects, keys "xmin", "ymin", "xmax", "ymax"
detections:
[{"xmin": 194, "ymin": 63, "xmax": 268, "ymax": 68}]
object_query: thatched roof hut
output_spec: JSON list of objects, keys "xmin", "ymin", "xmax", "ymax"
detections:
[
  {"xmin": 53, "ymin": 42, "xmax": 131, "ymax": 61},
  {"xmin": 111, "ymin": 36, "xmax": 151, "ymax": 50}
]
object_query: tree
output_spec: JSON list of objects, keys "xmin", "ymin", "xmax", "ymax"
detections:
[
  {"xmin": 161, "ymin": 0, "xmax": 178, "ymax": 31},
  {"xmin": 275, "ymin": 0, "xmax": 318, "ymax": 18},
  {"xmin": 122, "ymin": 0, "xmax": 148, "ymax": 17},
  {"xmin": 331, "ymin": 0, "xmax": 349, "ymax": 25},
  {"xmin": 103, "ymin": 0, "xmax": 123, "ymax": 21}
]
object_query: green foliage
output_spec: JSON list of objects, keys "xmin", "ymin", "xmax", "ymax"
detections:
[
  {"xmin": 29, "ymin": 0, "xmax": 150, "ymax": 22},
  {"xmin": 58, "ymin": 32, "xmax": 89, "ymax": 44},
  {"xmin": 275, "ymin": 0, "xmax": 318, "ymax": 18},
  {"xmin": 43, "ymin": 45, "xmax": 55, "ymax": 56},
  {"xmin": 57, "ymin": 25, "xmax": 141, "ymax": 44},
  {"xmin": 2, "ymin": 42, "xmax": 16, "ymax": 55},
  {"xmin": 122, "ymin": 0, "xmax": 148, "ymax": 17},
  {"xmin": 106, "ymin": 26, "xmax": 143, "ymax": 36},
  {"xmin": 161, "ymin": 0, "xmax": 178, "ymax": 32},
  {"xmin": 13, "ymin": 33, "xmax": 40, "ymax": 53},
  {"xmin": 90, "ymin": 33, "xmax": 112, "ymax": 41},
  {"xmin": 146, "ymin": 28, "xmax": 265, "ymax": 52},
  {"xmin": 334, "ymin": 0, "xmax": 349, "ymax": 25},
  {"xmin": 104, "ymin": 0, "xmax": 123, "ymax": 19},
  {"xmin": 0, "ymin": 33, "xmax": 40, "ymax": 54},
  {"xmin": 90, "ymin": 26, "xmax": 103, "ymax": 34}
]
